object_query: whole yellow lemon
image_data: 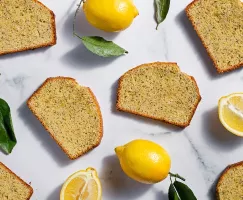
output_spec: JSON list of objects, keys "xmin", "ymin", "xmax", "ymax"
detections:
[
  {"xmin": 82, "ymin": 0, "xmax": 139, "ymax": 32},
  {"xmin": 115, "ymin": 139, "xmax": 171, "ymax": 184}
]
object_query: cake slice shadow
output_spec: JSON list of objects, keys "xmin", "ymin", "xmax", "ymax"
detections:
[{"xmin": 18, "ymin": 102, "xmax": 72, "ymax": 167}]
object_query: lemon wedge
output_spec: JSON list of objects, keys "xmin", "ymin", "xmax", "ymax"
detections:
[
  {"xmin": 60, "ymin": 168, "xmax": 102, "ymax": 200},
  {"xmin": 218, "ymin": 93, "xmax": 243, "ymax": 137}
]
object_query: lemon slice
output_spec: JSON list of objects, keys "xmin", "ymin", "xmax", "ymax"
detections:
[
  {"xmin": 60, "ymin": 168, "xmax": 102, "ymax": 200},
  {"xmin": 218, "ymin": 93, "xmax": 243, "ymax": 136}
]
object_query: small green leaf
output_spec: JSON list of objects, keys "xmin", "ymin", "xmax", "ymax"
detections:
[
  {"xmin": 75, "ymin": 34, "xmax": 128, "ymax": 57},
  {"xmin": 169, "ymin": 181, "xmax": 197, "ymax": 200},
  {"xmin": 155, "ymin": 0, "xmax": 170, "ymax": 29},
  {"xmin": 0, "ymin": 99, "xmax": 17, "ymax": 154},
  {"xmin": 72, "ymin": 1, "xmax": 127, "ymax": 57},
  {"xmin": 169, "ymin": 183, "xmax": 181, "ymax": 200}
]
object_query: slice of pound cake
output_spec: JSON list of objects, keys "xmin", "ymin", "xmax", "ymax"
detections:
[
  {"xmin": 217, "ymin": 161, "xmax": 243, "ymax": 200},
  {"xmin": 186, "ymin": 0, "xmax": 243, "ymax": 73},
  {"xmin": 0, "ymin": 162, "xmax": 33, "ymax": 200},
  {"xmin": 117, "ymin": 62, "xmax": 201, "ymax": 127},
  {"xmin": 27, "ymin": 77, "xmax": 103, "ymax": 160},
  {"xmin": 0, "ymin": 0, "xmax": 56, "ymax": 55}
]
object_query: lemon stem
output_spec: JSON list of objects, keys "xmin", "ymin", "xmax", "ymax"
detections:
[
  {"xmin": 169, "ymin": 172, "xmax": 186, "ymax": 181},
  {"xmin": 73, "ymin": 0, "xmax": 83, "ymax": 36}
]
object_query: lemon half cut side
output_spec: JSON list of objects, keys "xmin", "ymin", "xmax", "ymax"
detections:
[
  {"xmin": 60, "ymin": 168, "xmax": 102, "ymax": 200},
  {"xmin": 218, "ymin": 93, "xmax": 243, "ymax": 137}
]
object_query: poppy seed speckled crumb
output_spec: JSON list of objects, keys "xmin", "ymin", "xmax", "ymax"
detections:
[
  {"xmin": 0, "ymin": 0, "xmax": 56, "ymax": 55},
  {"xmin": 217, "ymin": 161, "xmax": 243, "ymax": 200},
  {"xmin": 0, "ymin": 162, "xmax": 33, "ymax": 200},
  {"xmin": 116, "ymin": 62, "xmax": 201, "ymax": 127},
  {"xmin": 27, "ymin": 77, "xmax": 103, "ymax": 160},
  {"xmin": 186, "ymin": 0, "xmax": 243, "ymax": 73}
]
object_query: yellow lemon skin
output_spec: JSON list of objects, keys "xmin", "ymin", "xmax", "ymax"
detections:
[
  {"xmin": 115, "ymin": 139, "xmax": 171, "ymax": 184},
  {"xmin": 83, "ymin": 0, "xmax": 139, "ymax": 32}
]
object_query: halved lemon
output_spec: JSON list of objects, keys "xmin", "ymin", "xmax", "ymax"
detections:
[
  {"xmin": 60, "ymin": 168, "xmax": 102, "ymax": 200},
  {"xmin": 218, "ymin": 93, "xmax": 243, "ymax": 137}
]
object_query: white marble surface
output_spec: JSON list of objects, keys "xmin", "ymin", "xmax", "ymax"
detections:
[{"xmin": 1, "ymin": 0, "xmax": 243, "ymax": 199}]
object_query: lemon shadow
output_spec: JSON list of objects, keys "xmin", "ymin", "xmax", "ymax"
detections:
[
  {"xmin": 62, "ymin": 11, "xmax": 119, "ymax": 46},
  {"xmin": 46, "ymin": 184, "xmax": 62, "ymax": 200},
  {"xmin": 202, "ymin": 107, "xmax": 243, "ymax": 151},
  {"xmin": 100, "ymin": 155, "xmax": 152, "ymax": 199},
  {"xmin": 154, "ymin": 189, "xmax": 168, "ymax": 200},
  {"xmin": 61, "ymin": 10, "xmax": 124, "ymax": 69},
  {"xmin": 61, "ymin": 44, "xmax": 118, "ymax": 69}
]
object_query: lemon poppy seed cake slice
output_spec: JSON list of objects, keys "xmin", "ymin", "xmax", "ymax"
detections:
[
  {"xmin": 0, "ymin": 0, "xmax": 56, "ymax": 55},
  {"xmin": 117, "ymin": 62, "xmax": 201, "ymax": 127},
  {"xmin": 216, "ymin": 161, "xmax": 243, "ymax": 200},
  {"xmin": 27, "ymin": 77, "xmax": 103, "ymax": 160},
  {"xmin": 0, "ymin": 162, "xmax": 33, "ymax": 200},
  {"xmin": 186, "ymin": 0, "xmax": 243, "ymax": 73}
]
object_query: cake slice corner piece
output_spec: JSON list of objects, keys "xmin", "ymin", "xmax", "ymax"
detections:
[
  {"xmin": 0, "ymin": 0, "xmax": 56, "ymax": 56},
  {"xmin": 0, "ymin": 162, "xmax": 33, "ymax": 200}
]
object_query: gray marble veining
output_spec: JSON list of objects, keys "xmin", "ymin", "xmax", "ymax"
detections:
[{"xmin": 0, "ymin": 0, "xmax": 242, "ymax": 199}]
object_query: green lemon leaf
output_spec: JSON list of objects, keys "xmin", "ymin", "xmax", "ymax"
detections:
[
  {"xmin": 74, "ymin": 34, "xmax": 128, "ymax": 57},
  {"xmin": 0, "ymin": 99, "xmax": 17, "ymax": 154},
  {"xmin": 169, "ymin": 181, "xmax": 197, "ymax": 200},
  {"xmin": 169, "ymin": 183, "xmax": 181, "ymax": 200},
  {"xmin": 155, "ymin": 0, "xmax": 170, "ymax": 29}
]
